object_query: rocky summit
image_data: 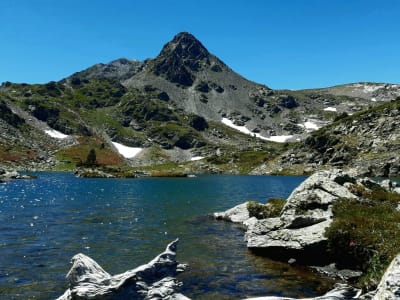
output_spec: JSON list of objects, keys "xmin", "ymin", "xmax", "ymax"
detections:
[{"xmin": 0, "ymin": 32, "xmax": 399, "ymax": 175}]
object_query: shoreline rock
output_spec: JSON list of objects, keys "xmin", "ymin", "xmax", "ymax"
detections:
[
  {"xmin": 57, "ymin": 239, "xmax": 189, "ymax": 300},
  {"xmin": 0, "ymin": 169, "xmax": 36, "ymax": 182}
]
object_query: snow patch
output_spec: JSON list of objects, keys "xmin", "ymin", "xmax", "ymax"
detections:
[
  {"xmin": 298, "ymin": 121, "xmax": 321, "ymax": 132},
  {"xmin": 371, "ymin": 97, "xmax": 377, "ymax": 102},
  {"xmin": 266, "ymin": 135, "xmax": 293, "ymax": 143},
  {"xmin": 323, "ymin": 107, "xmax": 337, "ymax": 112},
  {"xmin": 112, "ymin": 142, "xmax": 142, "ymax": 158},
  {"xmin": 221, "ymin": 118, "xmax": 292, "ymax": 143},
  {"xmin": 221, "ymin": 118, "xmax": 252, "ymax": 135},
  {"xmin": 45, "ymin": 129, "xmax": 69, "ymax": 139},
  {"xmin": 191, "ymin": 156, "xmax": 204, "ymax": 161}
]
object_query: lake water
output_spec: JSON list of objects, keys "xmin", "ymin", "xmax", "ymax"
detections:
[{"xmin": 0, "ymin": 173, "xmax": 334, "ymax": 299}]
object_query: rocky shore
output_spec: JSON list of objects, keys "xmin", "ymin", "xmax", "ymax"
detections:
[
  {"xmin": 215, "ymin": 169, "xmax": 400, "ymax": 298},
  {"xmin": 0, "ymin": 169, "xmax": 36, "ymax": 182}
]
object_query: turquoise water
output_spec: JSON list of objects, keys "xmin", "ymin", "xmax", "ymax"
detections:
[{"xmin": 0, "ymin": 173, "xmax": 334, "ymax": 299}]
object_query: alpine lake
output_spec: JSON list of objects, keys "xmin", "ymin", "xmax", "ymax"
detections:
[{"xmin": 0, "ymin": 173, "xmax": 336, "ymax": 299}]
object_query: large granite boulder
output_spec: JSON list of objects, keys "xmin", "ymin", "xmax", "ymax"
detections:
[
  {"xmin": 57, "ymin": 239, "xmax": 189, "ymax": 300},
  {"xmin": 244, "ymin": 169, "xmax": 357, "ymax": 263}
]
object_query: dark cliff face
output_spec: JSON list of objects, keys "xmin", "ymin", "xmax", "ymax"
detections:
[{"xmin": 149, "ymin": 32, "xmax": 211, "ymax": 86}]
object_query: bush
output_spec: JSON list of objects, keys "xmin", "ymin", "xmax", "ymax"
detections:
[
  {"xmin": 77, "ymin": 148, "xmax": 98, "ymax": 167},
  {"xmin": 325, "ymin": 191, "xmax": 400, "ymax": 290},
  {"xmin": 189, "ymin": 115, "xmax": 208, "ymax": 131},
  {"xmin": 247, "ymin": 198, "xmax": 285, "ymax": 219}
]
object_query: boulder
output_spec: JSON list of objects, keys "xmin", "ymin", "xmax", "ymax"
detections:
[
  {"xmin": 57, "ymin": 239, "xmax": 189, "ymax": 300},
  {"xmin": 245, "ymin": 169, "xmax": 357, "ymax": 263},
  {"xmin": 0, "ymin": 170, "xmax": 19, "ymax": 182},
  {"xmin": 214, "ymin": 202, "xmax": 250, "ymax": 224}
]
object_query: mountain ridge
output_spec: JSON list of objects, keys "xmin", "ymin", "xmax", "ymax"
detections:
[{"xmin": 1, "ymin": 32, "xmax": 399, "ymax": 175}]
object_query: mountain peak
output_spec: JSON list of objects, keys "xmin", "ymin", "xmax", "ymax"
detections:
[
  {"xmin": 150, "ymin": 32, "xmax": 212, "ymax": 86},
  {"xmin": 158, "ymin": 32, "xmax": 209, "ymax": 61}
]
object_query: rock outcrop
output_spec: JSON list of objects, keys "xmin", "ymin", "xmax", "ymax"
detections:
[
  {"xmin": 57, "ymin": 239, "xmax": 189, "ymax": 300},
  {"xmin": 245, "ymin": 169, "xmax": 357, "ymax": 263},
  {"xmin": 216, "ymin": 169, "xmax": 398, "ymax": 265}
]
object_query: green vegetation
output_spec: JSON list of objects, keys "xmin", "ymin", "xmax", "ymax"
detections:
[
  {"xmin": 325, "ymin": 185, "xmax": 400, "ymax": 290},
  {"xmin": 68, "ymin": 78, "xmax": 127, "ymax": 109},
  {"xmin": 206, "ymin": 144, "xmax": 288, "ymax": 174},
  {"xmin": 56, "ymin": 136, "xmax": 123, "ymax": 168},
  {"xmin": 84, "ymin": 149, "xmax": 97, "ymax": 166},
  {"xmin": 247, "ymin": 198, "xmax": 286, "ymax": 219}
]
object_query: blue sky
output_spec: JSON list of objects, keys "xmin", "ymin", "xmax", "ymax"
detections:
[{"xmin": 1, "ymin": 0, "xmax": 399, "ymax": 89}]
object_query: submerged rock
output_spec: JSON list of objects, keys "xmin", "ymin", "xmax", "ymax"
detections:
[
  {"xmin": 57, "ymin": 239, "xmax": 189, "ymax": 300},
  {"xmin": 243, "ymin": 283, "xmax": 361, "ymax": 299}
]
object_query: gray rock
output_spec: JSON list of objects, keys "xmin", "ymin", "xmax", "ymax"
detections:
[
  {"xmin": 311, "ymin": 263, "xmax": 362, "ymax": 281},
  {"xmin": 214, "ymin": 202, "xmax": 250, "ymax": 224},
  {"xmin": 245, "ymin": 169, "xmax": 357, "ymax": 263},
  {"xmin": 57, "ymin": 239, "xmax": 189, "ymax": 300},
  {"xmin": 0, "ymin": 170, "xmax": 18, "ymax": 182},
  {"xmin": 380, "ymin": 179, "xmax": 400, "ymax": 192}
]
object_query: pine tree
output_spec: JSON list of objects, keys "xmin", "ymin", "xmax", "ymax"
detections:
[{"xmin": 85, "ymin": 149, "xmax": 97, "ymax": 166}]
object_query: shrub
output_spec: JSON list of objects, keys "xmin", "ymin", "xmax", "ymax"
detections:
[
  {"xmin": 247, "ymin": 198, "xmax": 285, "ymax": 219},
  {"xmin": 325, "ymin": 191, "xmax": 400, "ymax": 290},
  {"xmin": 189, "ymin": 115, "xmax": 208, "ymax": 131}
]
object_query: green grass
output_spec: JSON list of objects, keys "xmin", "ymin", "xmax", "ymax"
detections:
[{"xmin": 55, "ymin": 136, "xmax": 124, "ymax": 168}]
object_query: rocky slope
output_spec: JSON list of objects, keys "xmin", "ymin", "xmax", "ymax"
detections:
[
  {"xmin": 0, "ymin": 32, "xmax": 399, "ymax": 173},
  {"xmin": 252, "ymin": 97, "xmax": 400, "ymax": 177}
]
